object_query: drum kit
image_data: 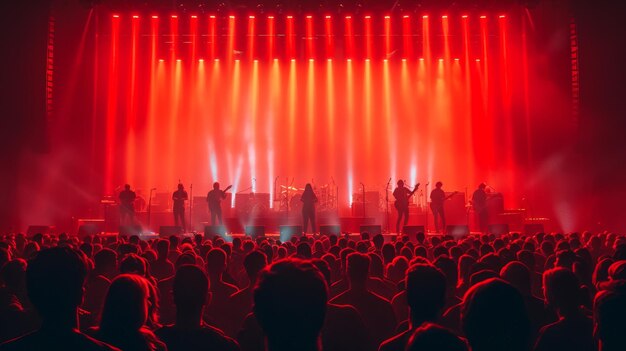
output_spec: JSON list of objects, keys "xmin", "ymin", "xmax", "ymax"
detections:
[{"xmin": 276, "ymin": 183, "xmax": 338, "ymax": 212}]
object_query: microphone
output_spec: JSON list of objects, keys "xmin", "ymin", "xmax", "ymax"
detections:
[{"xmin": 387, "ymin": 177, "xmax": 392, "ymax": 184}]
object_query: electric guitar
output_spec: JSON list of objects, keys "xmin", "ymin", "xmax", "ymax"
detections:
[
  {"xmin": 430, "ymin": 191, "xmax": 460, "ymax": 211},
  {"xmin": 394, "ymin": 183, "xmax": 420, "ymax": 211}
]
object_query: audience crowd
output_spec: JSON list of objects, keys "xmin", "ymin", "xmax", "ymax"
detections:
[{"xmin": 0, "ymin": 229, "xmax": 625, "ymax": 351}]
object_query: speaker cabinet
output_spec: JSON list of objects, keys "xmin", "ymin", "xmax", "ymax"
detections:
[
  {"xmin": 159, "ymin": 226, "xmax": 184, "ymax": 237},
  {"xmin": 360, "ymin": 225, "xmax": 382, "ymax": 236},
  {"xmin": 488, "ymin": 224, "xmax": 510, "ymax": 236},
  {"xmin": 204, "ymin": 225, "xmax": 226, "ymax": 239},
  {"xmin": 403, "ymin": 225, "xmax": 425, "ymax": 238},
  {"xmin": 446, "ymin": 225, "xmax": 470, "ymax": 238},
  {"xmin": 279, "ymin": 225, "xmax": 303, "ymax": 242},
  {"xmin": 320, "ymin": 225, "xmax": 341, "ymax": 236},
  {"xmin": 524, "ymin": 223, "xmax": 545, "ymax": 235},
  {"xmin": 245, "ymin": 225, "xmax": 265, "ymax": 239}
]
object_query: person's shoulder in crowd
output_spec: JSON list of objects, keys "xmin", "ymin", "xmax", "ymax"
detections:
[{"xmin": 0, "ymin": 329, "xmax": 121, "ymax": 351}]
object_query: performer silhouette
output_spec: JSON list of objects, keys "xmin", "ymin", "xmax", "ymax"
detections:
[
  {"xmin": 300, "ymin": 183, "xmax": 318, "ymax": 234},
  {"xmin": 472, "ymin": 183, "xmax": 488, "ymax": 233},
  {"xmin": 172, "ymin": 183, "xmax": 188, "ymax": 231},
  {"xmin": 207, "ymin": 182, "xmax": 232, "ymax": 226},
  {"xmin": 430, "ymin": 182, "xmax": 446, "ymax": 233},
  {"xmin": 393, "ymin": 180, "xmax": 419, "ymax": 235},
  {"xmin": 119, "ymin": 184, "xmax": 136, "ymax": 226}
]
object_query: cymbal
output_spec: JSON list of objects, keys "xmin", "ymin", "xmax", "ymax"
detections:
[{"xmin": 280, "ymin": 185, "xmax": 299, "ymax": 190}]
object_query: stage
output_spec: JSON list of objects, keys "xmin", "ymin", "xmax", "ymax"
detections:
[{"xmin": 2, "ymin": 1, "xmax": 625, "ymax": 233}]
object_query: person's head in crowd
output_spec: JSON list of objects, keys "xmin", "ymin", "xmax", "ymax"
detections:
[
  {"xmin": 368, "ymin": 252, "xmax": 385, "ymax": 278},
  {"xmin": 543, "ymin": 267, "xmax": 582, "ymax": 317},
  {"xmin": 297, "ymin": 242, "xmax": 312, "ymax": 259},
  {"xmin": 100, "ymin": 274, "xmax": 150, "ymax": 334},
  {"xmin": 373, "ymin": 234, "xmax": 384, "ymax": 251},
  {"xmin": 594, "ymin": 257, "xmax": 615, "ymax": 288},
  {"xmin": 516, "ymin": 250, "xmax": 536, "ymax": 272},
  {"xmin": 406, "ymin": 264, "xmax": 447, "ymax": 327},
  {"xmin": 433, "ymin": 256, "xmax": 458, "ymax": 302},
  {"xmin": 406, "ymin": 323, "xmax": 468, "ymax": 351},
  {"xmin": 607, "ymin": 260, "xmax": 626, "ymax": 281},
  {"xmin": 500, "ymin": 261, "xmax": 532, "ymax": 296},
  {"xmin": 347, "ymin": 252, "xmax": 370, "ymax": 287},
  {"xmin": 173, "ymin": 265, "xmax": 210, "ymax": 322},
  {"xmin": 461, "ymin": 278, "xmax": 530, "ymax": 351},
  {"xmin": 382, "ymin": 243, "xmax": 395, "ymax": 264},
  {"xmin": 311, "ymin": 259, "xmax": 332, "ymax": 286},
  {"xmin": 595, "ymin": 280, "xmax": 626, "ymax": 351},
  {"xmin": 0, "ymin": 247, "xmax": 10, "ymax": 268},
  {"xmin": 119, "ymin": 253, "xmax": 147, "ymax": 276},
  {"xmin": 26, "ymin": 247, "xmax": 88, "ymax": 327},
  {"xmin": 175, "ymin": 252, "xmax": 197, "ymax": 268},
  {"xmin": 253, "ymin": 259, "xmax": 327, "ymax": 351},
  {"xmin": 156, "ymin": 239, "xmax": 170, "ymax": 261},
  {"xmin": 244, "ymin": 250, "xmax": 268, "ymax": 284},
  {"xmin": 555, "ymin": 250, "xmax": 578, "ymax": 269},
  {"xmin": 169, "ymin": 235, "xmax": 180, "ymax": 251},
  {"xmin": 205, "ymin": 248, "xmax": 228, "ymax": 278},
  {"xmin": 1, "ymin": 258, "xmax": 27, "ymax": 295}
]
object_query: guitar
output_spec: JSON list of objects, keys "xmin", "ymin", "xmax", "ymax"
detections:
[
  {"xmin": 394, "ymin": 183, "xmax": 420, "ymax": 211},
  {"xmin": 430, "ymin": 191, "xmax": 460, "ymax": 211}
]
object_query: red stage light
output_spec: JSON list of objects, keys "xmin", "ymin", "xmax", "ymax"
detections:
[
  {"xmin": 112, "ymin": 14, "xmax": 119, "ymax": 18},
  {"xmin": 229, "ymin": 15, "xmax": 235, "ymax": 19},
  {"xmin": 365, "ymin": 15, "xmax": 371, "ymax": 19},
  {"xmin": 385, "ymin": 15, "xmax": 390, "ymax": 19},
  {"xmin": 132, "ymin": 15, "xmax": 139, "ymax": 19},
  {"xmin": 442, "ymin": 15, "xmax": 448, "ymax": 19},
  {"xmin": 287, "ymin": 15, "xmax": 293, "ymax": 19},
  {"xmin": 326, "ymin": 15, "xmax": 331, "ymax": 19},
  {"xmin": 462, "ymin": 15, "xmax": 468, "ymax": 19},
  {"xmin": 480, "ymin": 15, "xmax": 487, "ymax": 19},
  {"xmin": 403, "ymin": 15, "xmax": 409, "ymax": 18},
  {"xmin": 191, "ymin": 15, "xmax": 197, "ymax": 19},
  {"xmin": 423, "ymin": 15, "xmax": 428, "ymax": 19},
  {"xmin": 499, "ymin": 15, "xmax": 506, "ymax": 18},
  {"xmin": 249, "ymin": 15, "xmax": 255, "ymax": 19},
  {"xmin": 210, "ymin": 15, "xmax": 216, "ymax": 19},
  {"xmin": 171, "ymin": 15, "xmax": 178, "ymax": 18},
  {"xmin": 268, "ymin": 16, "xmax": 274, "ymax": 19},
  {"xmin": 152, "ymin": 15, "xmax": 158, "ymax": 19},
  {"xmin": 345, "ymin": 16, "xmax": 351, "ymax": 19},
  {"xmin": 306, "ymin": 15, "xmax": 312, "ymax": 19}
]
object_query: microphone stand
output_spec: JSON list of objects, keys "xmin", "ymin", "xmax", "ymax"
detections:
[
  {"xmin": 147, "ymin": 188, "xmax": 155, "ymax": 231},
  {"xmin": 189, "ymin": 184, "xmax": 193, "ymax": 233},
  {"xmin": 361, "ymin": 183, "xmax": 366, "ymax": 220},
  {"xmin": 386, "ymin": 178, "xmax": 391, "ymax": 233}
]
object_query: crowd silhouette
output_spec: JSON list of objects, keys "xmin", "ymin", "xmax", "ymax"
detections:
[{"xmin": 0, "ymin": 230, "xmax": 625, "ymax": 351}]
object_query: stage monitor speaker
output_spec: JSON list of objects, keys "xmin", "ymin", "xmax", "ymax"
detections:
[
  {"xmin": 489, "ymin": 224, "xmax": 510, "ymax": 236},
  {"xmin": 159, "ymin": 226, "xmax": 184, "ymax": 237},
  {"xmin": 279, "ymin": 225, "xmax": 303, "ymax": 242},
  {"xmin": 78, "ymin": 223, "xmax": 104, "ymax": 238},
  {"xmin": 204, "ymin": 225, "xmax": 226, "ymax": 239},
  {"xmin": 524, "ymin": 223, "xmax": 545, "ymax": 235},
  {"xmin": 320, "ymin": 225, "xmax": 341, "ymax": 236},
  {"xmin": 119, "ymin": 225, "xmax": 142, "ymax": 237},
  {"xmin": 27, "ymin": 225, "xmax": 54, "ymax": 238},
  {"xmin": 360, "ymin": 225, "xmax": 382, "ymax": 236},
  {"xmin": 245, "ymin": 225, "xmax": 265, "ymax": 239},
  {"xmin": 403, "ymin": 225, "xmax": 425, "ymax": 238},
  {"xmin": 447, "ymin": 225, "xmax": 470, "ymax": 238}
]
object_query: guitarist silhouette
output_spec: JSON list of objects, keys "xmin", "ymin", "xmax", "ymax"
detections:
[
  {"xmin": 207, "ymin": 182, "xmax": 232, "ymax": 226},
  {"xmin": 430, "ymin": 182, "xmax": 459, "ymax": 233},
  {"xmin": 393, "ymin": 180, "xmax": 420, "ymax": 235}
]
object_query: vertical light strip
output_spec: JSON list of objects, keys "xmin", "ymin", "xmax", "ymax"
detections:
[{"xmin": 105, "ymin": 15, "xmax": 120, "ymax": 193}]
